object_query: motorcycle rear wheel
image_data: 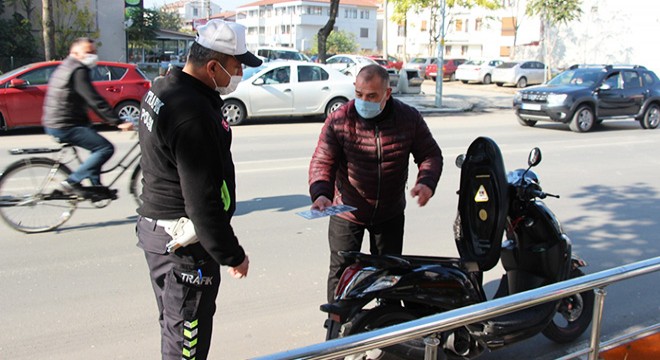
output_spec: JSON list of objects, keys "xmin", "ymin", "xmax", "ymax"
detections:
[
  {"xmin": 542, "ymin": 268, "xmax": 595, "ymax": 343},
  {"xmin": 344, "ymin": 305, "xmax": 425, "ymax": 360}
]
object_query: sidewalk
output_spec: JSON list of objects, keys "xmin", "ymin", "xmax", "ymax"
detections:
[{"xmin": 393, "ymin": 92, "xmax": 474, "ymax": 114}]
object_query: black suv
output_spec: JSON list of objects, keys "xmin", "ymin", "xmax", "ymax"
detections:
[{"xmin": 513, "ymin": 65, "xmax": 660, "ymax": 132}]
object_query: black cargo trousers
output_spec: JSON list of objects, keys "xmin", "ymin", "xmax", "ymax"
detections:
[{"xmin": 136, "ymin": 216, "xmax": 221, "ymax": 360}]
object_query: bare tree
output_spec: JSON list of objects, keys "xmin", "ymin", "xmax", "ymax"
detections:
[
  {"xmin": 42, "ymin": 0, "xmax": 55, "ymax": 60},
  {"xmin": 316, "ymin": 0, "xmax": 339, "ymax": 63}
]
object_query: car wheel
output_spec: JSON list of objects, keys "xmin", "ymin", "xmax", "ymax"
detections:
[
  {"xmin": 461, "ymin": 80, "xmax": 468, "ymax": 84},
  {"xmin": 431, "ymin": 76, "xmax": 436, "ymax": 82},
  {"xmin": 516, "ymin": 77, "xmax": 528, "ymax": 88},
  {"xmin": 495, "ymin": 82, "xmax": 504, "ymax": 87},
  {"xmin": 641, "ymin": 103, "xmax": 660, "ymax": 129},
  {"xmin": 325, "ymin": 98, "xmax": 347, "ymax": 118},
  {"xmin": 222, "ymin": 99, "xmax": 247, "ymax": 126},
  {"xmin": 517, "ymin": 117, "xmax": 537, "ymax": 127},
  {"xmin": 569, "ymin": 105, "xmax": 595, "ymax": 132},
  {"xmin": 0, "ymin": 113, "xmax": 6, "ymax": 131},
  {"xmin": 115, "ymin": 101, "xmax": 141, "ymax": 124},
  {"xmin": 483, "ymin": 74, "xmax": 492, "ymax": 85},
  {"xmin": 449, "ymin": 73, "xmax": 456, "ymax": 81}
]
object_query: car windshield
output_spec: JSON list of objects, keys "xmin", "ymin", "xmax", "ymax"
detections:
[
  {"xmin": 465, "ymin": 60, "xmax": 484, "ymax": 65},
  {"xmin": 356, "ymin": 57, "xmax": 377, "ymax": 64},
  {"xmin": 548, "ymin": 68, "xmax": 603, "ymax": 87},
  {"xmin": 410, "ymin": 58, "xmax": 427, "ymax": 64},
  {"xmin": 0, "ymin": 64, "xmax": 32, "ymax": 82}
]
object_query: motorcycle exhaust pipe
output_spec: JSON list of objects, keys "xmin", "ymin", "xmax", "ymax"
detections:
[{"xmin": 444, "ymin": 328, "xmax": 472, "ymax": 357}]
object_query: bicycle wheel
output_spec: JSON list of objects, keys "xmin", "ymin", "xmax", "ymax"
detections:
[
  {"xmin": 0, "ymin": 158, "xmax": 77, "ymax": 233},
  {"xmin": 129, "ymin": 163, "xmax": 143, "ymax": 207}
]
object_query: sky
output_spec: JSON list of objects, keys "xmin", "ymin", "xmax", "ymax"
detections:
[{"xmin": 143, "ymin": 0, "xmax": 254, "ymax": 11}]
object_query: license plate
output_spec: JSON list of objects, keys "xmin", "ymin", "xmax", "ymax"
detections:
[{"xmin": 521, "ymin": 103, "xmax": 541, "ymax": 111}]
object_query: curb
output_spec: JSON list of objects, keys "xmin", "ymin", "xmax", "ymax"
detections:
[{"xmin": 393, "ymin": 94, "xmax": 474, "ymax": 114}]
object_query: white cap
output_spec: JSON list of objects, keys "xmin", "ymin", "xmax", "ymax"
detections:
[{"xmin": 195, "ymin": 20, "xmax": 262, "ymax": 67}]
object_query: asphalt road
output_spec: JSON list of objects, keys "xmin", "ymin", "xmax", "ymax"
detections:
[{"xmin": 0, "ymin": 92, "xmax": 659, "ymax": 359}]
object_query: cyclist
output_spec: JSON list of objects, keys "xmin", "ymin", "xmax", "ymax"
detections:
[{"xmin": 42, "ymin": 37, "xmax": 133, "ymax": 199}]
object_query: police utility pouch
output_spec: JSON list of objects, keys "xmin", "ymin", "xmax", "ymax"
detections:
[{"xmin": 160, "ymin": 217, "xmax": 199, "ymax": 253}]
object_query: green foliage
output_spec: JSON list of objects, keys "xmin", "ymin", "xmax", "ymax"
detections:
[
  {"xmin": 311, "ymin": 30, "xmax": 358, "ymax": 54},
  {"xmin": 126, "ymin": 7, "xmax": 159, "ymax": 49},
  {"xmin": 0, "ymin": 0, "xmax": 38, "ymax": 71},
  {"xmin": 526, "ymin": 0, "xmax": 583, "ymax": 25},
  {"xmin": 52, "ymin": 0, "xmax": 100, "ymax": 59},
  {"xmin": 158, "ymin": 8, "xmax": 182, "ymax": 31},
  {"xmin": 390, "ymin": 0, "xmax": 500, "ymax": 23}
]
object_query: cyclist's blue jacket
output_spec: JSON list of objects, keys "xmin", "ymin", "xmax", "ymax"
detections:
[{"xmin": 136, "ymin": 66, "xmax": 245, "ymax": 267}]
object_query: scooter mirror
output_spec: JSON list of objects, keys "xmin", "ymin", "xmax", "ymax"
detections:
[
  {"xmin": 455, "ymin": 154, "xmax": 465, "ymax": 168},
  {"xmin": 528, "ymin": 147, "xmax": 542, "ymax": 167}
]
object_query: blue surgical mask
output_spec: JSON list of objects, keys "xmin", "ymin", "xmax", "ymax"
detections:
[{"xmin": 355, "ymin": 96, "xmax": 385, "ymax": 119}]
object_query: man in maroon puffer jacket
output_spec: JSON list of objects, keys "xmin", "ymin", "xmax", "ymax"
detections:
[{"xmin": 309, "ymin": 64, "xmax": 443, "ymax": 302}]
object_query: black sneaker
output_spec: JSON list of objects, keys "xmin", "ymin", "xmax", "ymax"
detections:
[{"xmin": 86, "ymin": 186, "xmax": 118, "ymax": 202}]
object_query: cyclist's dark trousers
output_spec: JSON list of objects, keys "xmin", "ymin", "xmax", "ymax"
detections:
[
  {"xmin": 45, "ymin": 125, "xmax": 114, "ymax": 186},
  {"xmin": 136, "ymin": 216, "xmax": 221, "ymax": 360},
  {"xmin": 326, "ymin": 213, "xmax": 405, "ymax": 303}
]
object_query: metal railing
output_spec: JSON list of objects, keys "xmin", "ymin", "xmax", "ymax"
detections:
[{"xmin": 254, "ymin": 256, "xmax": 660, "ymax": 360}]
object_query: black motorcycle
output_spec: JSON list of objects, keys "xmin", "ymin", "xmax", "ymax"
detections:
[{"xmin": 320, "ymin": 137, "xmax": 594, "ymax": 359}]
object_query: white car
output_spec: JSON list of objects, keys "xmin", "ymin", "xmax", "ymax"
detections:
[
  {"xmin": 455, "ymin": 59, "xmax": 504, "ymax": 85},
  {"xmin": 491, "ymin": 60, "xmax": 547, "ymax": 88},
  {"xmin": 325, "ymin": 54, "xmax": 378, "ymax": 79},
  {"xmin": 221, "ymin": 61, "xmax": 354, "ymax": 125}
]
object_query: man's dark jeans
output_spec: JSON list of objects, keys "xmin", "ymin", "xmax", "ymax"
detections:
[{"xmin": 45, "ymin": 125, "xmax": 114, "ymax": 186}]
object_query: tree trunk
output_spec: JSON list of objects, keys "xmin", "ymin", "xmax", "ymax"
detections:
[
  {"xmin": 317, "ymin": 0, "xmax": 339, "ymax": 63},
  {"xmin": 42, "ymin": 0, "xmax": 55, "ymax": 60}
]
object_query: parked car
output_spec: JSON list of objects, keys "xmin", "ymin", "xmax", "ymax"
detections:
[
  {"xmin": 492, "ymin": 60, "xmax": 547, "ymax": 88},
  {"xmin": 513, "ymin": 64, "xmax": 660, "ymax": 132},
  {"xmin": 455, "ymin": 58, "xmax": 504, "ymax": 84},
  {"xmin": 325, "ymin": 54, "xmax": 378, "ymax": 79},
  {"xmin": 367, "ymin": 55, "xmax": 403, "ymax": 70},
  {"xmin": 0, "ymin": 61, "xmax": 150, "ymax": 131},
  {"xmin": 255, "ymin": 47, "xmax": 311, "ymax": 63},
  {"xmin": 426, "ymin": 58, "xmax": 467, "ymax": 81},
  {"xmin": 403, "ymin": 56, "xmax": 436, "ymax": 79},
  {"xmin": 221, "ymin": 61, "xmax": 354, "ymax": 126}
]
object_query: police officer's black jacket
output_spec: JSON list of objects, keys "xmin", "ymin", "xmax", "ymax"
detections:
[
  {"xmin": 42, "ymin": 56, "xmax": 120, "ymax": 128},
  {"xmin": 137, "ymin": 66, "xmax": 246, "ymax": 267}
]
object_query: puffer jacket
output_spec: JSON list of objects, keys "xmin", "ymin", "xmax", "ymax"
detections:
[{"xmin": 309, "ymin": 97, "xmax": 443, "ymax": 225}]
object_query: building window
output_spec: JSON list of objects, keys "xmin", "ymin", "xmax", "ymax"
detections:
[
  {"xmin": 192, "ymin": 8, "xmax": 198, "ymax": 17},
  {"xmin": 397, "ymin": 45, "xmax": 404, "ymax": 54},
  {"xmin": 475, "ymin": 18, "xmax": 483, "ymax": 31},
  {"xmin": 461, "ymin": 45, "xmax": 468, "ymax": 55},
  {"xmin": 345, "ymin": 9, "xmax": 357, "ymax": 18},
  {"xmin": 421, "ymin": 20, "xmax": 427, "ymax": 31},
  {"xmin": 455, "ymin": 19, "xmax": 463, "ymax": 32},
  {"xmin": 360, "ymin": 10, "xmax": 370, "ymax": 19},
  {"xmin": 501, "ymin": 17, "xmax": 516, "ymax": 36},
  {"xmin": 360, "ymin": 28, "xmax": 368, "ymax": 38},
  {"xmin": 465, "ymin": 19, "xmax": 469, "ymax": 32}
]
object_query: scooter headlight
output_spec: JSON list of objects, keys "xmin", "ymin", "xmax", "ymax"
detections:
[{"xmin": 364, "ymin": 275, "xmax": 401, "ymax": 293}]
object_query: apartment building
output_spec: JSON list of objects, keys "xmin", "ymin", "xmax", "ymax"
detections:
[
  {"xmin": 381, "ymin": 2, "xmax": 541, "ymax": 62},
  {"xmin": 236, "ymin": 0, "xmax": 379, "ymax": 53},
  {"xmin": 162, "ymin": 0, "xmax": 223, "ymax": 23}
]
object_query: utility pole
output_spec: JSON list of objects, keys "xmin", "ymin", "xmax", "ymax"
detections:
[
  {"xmin": 434, "ymin": 0, "xmax": 446, "ymax": 107},
  {"xmin": 383, "ymin": 0, "xmax": 388, "ymax": 59}
]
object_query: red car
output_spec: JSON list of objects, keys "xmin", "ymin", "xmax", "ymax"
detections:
[
  {"xmin": 367, "ymin": 55, "xmax": 403, "ymax": 70},
  {"xmin": 0, "ymin": 61, "xmax": 151, "ymax": 131},
  {"xmin": 426, "ymin": 58, "xmax": 467, "ymax": 82}
]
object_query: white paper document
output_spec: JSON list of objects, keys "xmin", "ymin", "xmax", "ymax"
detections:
[{"xmin": 296, "ymin": 205, "xmax": 357, "ymax": 220}]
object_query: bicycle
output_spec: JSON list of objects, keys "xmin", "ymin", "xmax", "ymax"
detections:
[{"xmin": 0, "ymin": 136, "xmax": 142, "ymax": 233}]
